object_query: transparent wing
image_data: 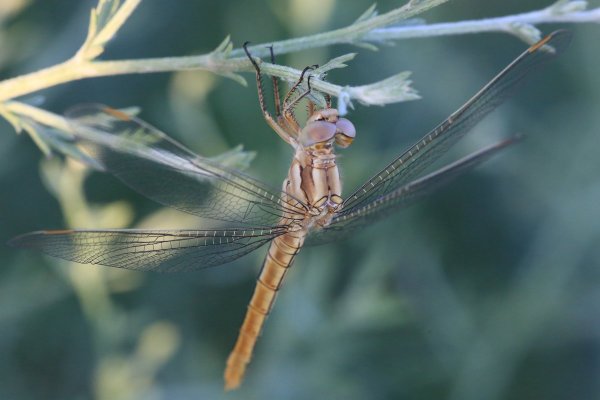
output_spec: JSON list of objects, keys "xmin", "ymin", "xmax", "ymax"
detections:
[
  {"xmin": 307, "ymin": 138, "xmax": 519, "ymax": 245},
  {"xmin": 341, "ymin": 30, "xmax": 571, "ymax": 216},
  {"xmin": 66, "ymin": 104, "xmax": 307, "ymax": 226},
  {"xmin": 9, "ymin": 227, "xmax": 287, "ymax": 272}
]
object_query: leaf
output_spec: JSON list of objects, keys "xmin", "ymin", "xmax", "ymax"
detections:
[
  {"xmin": 408, "ymin": 0, "xmax": 441, "ymax": 6},
  {"xmin": 21, "ymin": 120, "xmax": 52, "ymax": 157},
  {"xmin": 390, "ymin": 17, "xmax": 427, "ymax": 27},
  {"xmin": 2, "ymin": 108, "xmax": 104, "ymax": 168},
  {"xmin": 207, "ymin": 145, "xmax": 255, "ymax": 171},
  {"xmin": 508, "ymin": 22, "xmax": 542, "ymax": 45},
  {"xmin": 348, "ymin": 0, "xmax": 450, "ymax": 49},
  {"xmin": 210, "ymin": 35, "xmax": 247, "ymax": 86},
  {"xmin": 42, "ymin": 128, "xmax": 105, "ymax": 170},
  {"xmin": 39, "ymin": 122, "xmax": 108, "ymax": 168},
  {"xmin": 548, "ymin": 0, "xmax": 588, "ymax": 15},
  {"xmin": 77, "ymin": 0, "xmax": 141, "ymax": 60},
  {"xmin": 403, "ymin": 0, "xmax": 450, "ymax": 18},
  {"xmin": 68, "ymin": 104, "xmax": 254, "ymax": 170},
  {"xmin": 315, "ymin": 53, "xmax": 356, "ymax": 74},
  {"xmin": 354, "ymin": 4, "xmax": 378, "ymax": 24},
  {"xmin": 346, "ymin": 71, "xmax": 420, "ymax": 107},
  {"xmin": 0, "ymin": 104, "xmax": 24, "ymax": 133},
  {"xmin": 215, "ymin": 72, "xmax": 247, "ymax": 86},
  {"xmin": 353, "ymin": 42, "xmax": 380, "ymax": 51},
  {"xmin": 213, "ymin": 35, "xmax": 234, "ymax": 57}
]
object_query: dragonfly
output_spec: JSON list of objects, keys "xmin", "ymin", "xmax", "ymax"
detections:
[{"xmin": 9, "ymin": 30, "xmax": 570, "ymax": 390}]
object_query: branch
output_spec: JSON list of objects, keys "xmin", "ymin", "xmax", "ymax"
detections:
[
  {"xmin": 228, "ymin": 0, "xmax": 451, "ymax": 58},
  {"xmin": 1, "ymin": 100, "xmax": 257, "ymax": 171},
  {"xmin": 0, "ymin": 0, "xmax": 447, "ymax": 104},
  {"xmin": 76, "ymin": 0, "xmax": 142, "ymax": 60},
  {"xmin": 1, "ymin": 0, "xmax": 599, "ymax": 159},
  {"xmin": 1, "ymin": 1, "xmax": 599, "ymax": 104},
  {"xmin": 363, "ymin": 0, "xmax": 600, "ymax": 44},
  {"xmin": 1, "ymin": 1, "xmax": 597, "ymax": 106}
]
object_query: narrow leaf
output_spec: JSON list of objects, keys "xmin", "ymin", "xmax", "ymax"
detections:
[
  {"xmin": 22, "ymin": 121, "xmax": 52, "ymax": 157},
  {"xmin": 509, "ymin": 22, "xmax": 542, "ymax": 45},
  {"xmin": 347, "ymin": 71, "xmax": 420, "ymax": 106},
  {"xmin": 207, "ymin": 145, "xmax": 255, "ymax": 171},
  {"xmin": 316, "ymin": 53, "xmax": 356, "ymax": 74},
  {"xmin": 215, "ymin": 71, "xmax": 247, "ymax": 86},
  {"xmin": 549, "ymin": 0, "xmax": 588, "ymax": 15},
  {"xmin": 354, "ymin": 4, "xmax": 378, "ymax": 24}
]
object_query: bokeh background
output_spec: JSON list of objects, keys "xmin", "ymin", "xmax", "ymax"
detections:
[{"xmin": 1, "ymin": 1, "xmax": 599, "ymax": 399}]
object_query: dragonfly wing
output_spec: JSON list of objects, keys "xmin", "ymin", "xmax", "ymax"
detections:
[
  {"xmin": 341, "ymin": 30, "xmax": 571, "ymax": 215},
  {"xmin": 9, "ymin": 227, "xmax": 287, "ymax": 272},
  {"xmin": 307, "ymin": 137, "xmax": 519, "ymax": 245},
  {"xmin": 66, "ymin": 104, "xmax": 307, "ymax": 226}
]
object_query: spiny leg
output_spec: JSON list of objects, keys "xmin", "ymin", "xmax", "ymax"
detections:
[
  {"xmin": 267, "ymin": 45, "xmax": 282, "ymax": 118},
  {"xmin": 283, "ymin": 74, "xmax": 316, "ymax": 123},
  {"xmin": 324, "ymin": 92, "xmax": 332, "ymax": 109},
  {"xmin": 243, "ymin": 42, "xmax": 270, "ymax": 117},
  {"xmin": 308, "ymin": 92, "xmax": 331, "ymax": 116},
  {"xmin": 308, "ymin": 100, "xmax": 315, "ymax": 117},
  {"xmin": 282, "ymin": 65, "xmax": 317, "ymax": 108},
  {"xmin": 307, "ymin": 71, "xmax": 330, "ymax": 116},
  {"xmin": 243, "ymin": 42, "xmax": 295, "ymax": 144},
  {"xmin": 282, "ymin": 67, "xmax": 317, "ymax": 130}
]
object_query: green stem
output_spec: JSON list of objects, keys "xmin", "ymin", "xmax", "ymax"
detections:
[
  {"xmin": 5, "ymin": 101, "xmax": 72, "ymax": 132},
  {"xmin": 0, "ymin": 0, "xmax": 449, "ymax": 103}
]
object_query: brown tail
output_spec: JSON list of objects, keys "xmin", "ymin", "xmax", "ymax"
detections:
[{"xmin": 224, "ymin": 232, "xmax": 304, "ymax": 390}]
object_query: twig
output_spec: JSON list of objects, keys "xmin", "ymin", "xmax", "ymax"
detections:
[
  {"xmin": 0, "ymin": 0, "xmax": 448, "ymax": 104},
  {"xmin": 363, "ymin": 1, "xmax": 600, "ymax": 44},
  {"xmin": 1, "ymin": 0, "xmax": 599, "ymax": 159}
]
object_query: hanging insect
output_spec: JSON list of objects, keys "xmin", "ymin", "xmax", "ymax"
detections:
[{"xmin": 9, "ymin": 30, "xmax": 570, "ymax": 390}]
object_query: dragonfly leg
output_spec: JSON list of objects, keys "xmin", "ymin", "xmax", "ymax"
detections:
[
  {"xmin": 280, "ymin": 65, "xmax": 315, "ymax": 132},
  {"xmin": 282, "ymin": 65, "xmax": 316, "ymax": 108},
  {"xmin": 283, "ymin": 73, "xmax": 319, "ymax": 130},
  {"xmin": 324, "ymin": 92, "xmax": 332, "ymax": 109},
  {"xmin": 266, "ymin": 45, "xmax": 282, "ymax": 118},
  {"xmin": 243, "ymin": 42, "xmax": 296, "ymax": 145},
  {"xmin": 307, "ymin": 92, "xmax": 330, "ymax": 116}
]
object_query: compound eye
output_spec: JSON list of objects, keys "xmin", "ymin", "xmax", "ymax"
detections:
[
  {"xmin": 335, "ymin": 118, "xmax": 356, "ymax": 138},
  {"xmin": 334, "ymin": 118, "xmax": 355, "ymax": 148},
  {"xmin": 335, "ymin": 133, "xmax": 353, "ymax": 148},
  {"xmin": 300, "ymin": 121, "xmax": 336, "ymax": 146}
]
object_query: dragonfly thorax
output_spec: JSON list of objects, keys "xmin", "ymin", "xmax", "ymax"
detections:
[
  {"xmin": 284, "ymin": 140, "xmax": 344, "ymax": 224},
  {"xmin": 282, "ymin": 110, "xmax": 356, "ymax": 220}
]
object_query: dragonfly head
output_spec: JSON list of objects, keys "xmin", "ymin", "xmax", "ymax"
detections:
[{"xmin": 300, "ymin": 109, "xmax": 356, "ymax": 149}]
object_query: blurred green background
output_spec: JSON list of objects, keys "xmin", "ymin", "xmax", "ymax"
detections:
[{"xmin": 1, "ymin": 1, "xmax": 599, "ymax": 399}]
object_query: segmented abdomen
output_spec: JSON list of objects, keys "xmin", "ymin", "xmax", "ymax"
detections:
[{"xmin": 224, "ymin": 230, "xmax": 305, "ymax": 390}]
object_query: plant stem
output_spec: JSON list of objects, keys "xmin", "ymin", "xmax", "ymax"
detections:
[
  {"xmin": 363, "ymin": 6, "xmax": 600, "ymax": 41},
  {"xmin": 0, "ymin": 0, "xmax": 450, "ymax": 103},
  {"xmin": 230, "ymin": 0, "xmax": 451, "ymax": 58},
  {"xmin": 5, "ymin": 101, "xmax": 72, "ymax": 133},
  {"xmin": 0, "ymin": 1, "xmax": 598, "ymax": 106},
  {"xmin": 0, "ymin": 56, "xmax": 368, "ymax": 105}
]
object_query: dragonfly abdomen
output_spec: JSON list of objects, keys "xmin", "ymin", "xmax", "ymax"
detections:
[{"xmin": 224, "ymin": 231, "xmax": 305, "ymax": 390}]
